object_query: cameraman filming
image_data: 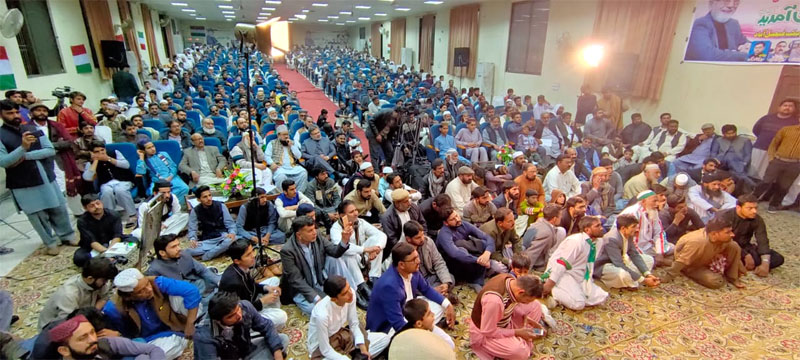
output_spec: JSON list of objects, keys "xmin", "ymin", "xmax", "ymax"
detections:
[{"xmin": 367, "ymin": 107, "xmax": 399, "ymax": 167}]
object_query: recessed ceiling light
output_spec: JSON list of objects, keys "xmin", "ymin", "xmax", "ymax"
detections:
[
  {"xmin": 196, "ymin": 17, "xmax": 206, "ymax": 20},
  {"xmin": 218, "ymin": 4, "xmax": 234, "ymax": 9},
  {"xmin": 223, "ymin": 14, "xmax": 235, "ymax": 18},
  {"xmin": 312, "ymin": 3, "xmax": 328, "ymax": 7},
  {"xmin": 262, "ymin": 7, "xmax": 276, "ymax": 11},
  {"xmin": 221, "ymin": 10, "xmax": 235, "ymax": 14},
  {"xmin": 339, "ymin": 11, "xmax": 352, "ymax": 15},
  {"xmin": 226, "ymin": 18, "xmax": 233, "ymax": 21},
  {"xmin": 424, "ymin": 0, "xmax": 444, "ymax": 4},
  {"xmin": 170, "ymin": 2, "xmax": 188, "ymax": 6},
  {"xmin": 181, "ymin": 8, "xmax": 196, "ymax": 12},
  {"xmin": 301, "ymin": 9, "xmax": 310, "ymax": 13},
  {"xmin": 358, "ymin": 17, "xmax": 370, "ymax": 20},
  {"xmin": 346, "ymin": 20, "xmax": 356, "ymax": 23},
  {"xmin": 336, "ymin": 23, "xmax": 345, "ymax": 25},
  {"xmin": 259, "ymin": 12, "xmax": 271, "ymax": 16},
  {"xmin": 288, "ymin": 17, "xmax": 298, "ymax": 20},
  {"xmin": 395, "ymin": 7, "xmax": 411, "ymax": 11},
  {"xmin": 264, "ymin": 0, "xmax": 281, "ymax": 4},
  {"xmin": 327, "ymin": 15, "xmax": 339, "ymax": 19},
  {"xmin": 295, "ymin": 14, "xmax": 307, "ymax": 19},
  {"xmin": 374, "ymin": 12, "xmax": 387, "ymax": 16},
  {"xmin": 354, "ymin": 5, "xmax": 371, "ymax": 9},
  {"xmin": 318, "ymin": 19, "xmax": 328, "ymax": 22},
  {"xmin": 189, "ymin": 13, "xmax": 196, "ymax": 16}
]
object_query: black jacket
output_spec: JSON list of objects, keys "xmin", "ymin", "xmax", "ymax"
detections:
[
  {"xmin": 279, "ymin": 234, "xmax": 349, "ymax": 303},
  {"xmin": 380, "ymin": 204, "xmax": 427, "ymax": 260},
  {"xmin": 219, "ymin": 264, "xmax": 268, "ymax": 311}
]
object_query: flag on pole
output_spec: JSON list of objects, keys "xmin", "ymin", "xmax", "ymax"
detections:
[
  {"xmin": 0, "ymin": 46, "xmax": 17, "ymax": 89},
  {"xmin": 138, "ymin": 31, "xmax": 146, "ymax": 50},
  {"xmin": 71, "ymin": 45, "xmax": 92, "ymax": 74}
]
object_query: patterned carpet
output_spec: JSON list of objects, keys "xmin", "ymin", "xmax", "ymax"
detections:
[{"xmin": 3, "ymin": 204, "xmax": 799, "ymax": 359}]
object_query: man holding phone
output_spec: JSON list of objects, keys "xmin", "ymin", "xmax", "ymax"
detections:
[{"xmin": 0, "ymin": 100, "xmax": 75, "ymax": 255}]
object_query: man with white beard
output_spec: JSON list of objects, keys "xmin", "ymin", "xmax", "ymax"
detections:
[
  {"xmin": 687, "ymin": 171, "xmax": 736, "ymax": 222},
  {"xmin": 265, "ymin": 125, "xmax": 309, "ymax": 192},
  {"xmin": 264, "ymin": 107, "xmax": 282, "ymax": 124},
  {"xmin": 198, "ymin": 118, "xmax": 227, "ymax": 153},
  {"xmin": 685, "ymin": 0, "xmax": 750, "ymax": 61},
  {"xmin": 231, "ymin": 132, "xmax": 275, "ymax": 192},
  {"xmin": 619, "ymin": 190, "xmax": 674, "ymax": 266}
]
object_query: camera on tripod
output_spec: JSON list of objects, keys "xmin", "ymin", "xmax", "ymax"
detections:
[{"xmin": 52, "ymin": 86, "xmax": 72, "ymax": 99}]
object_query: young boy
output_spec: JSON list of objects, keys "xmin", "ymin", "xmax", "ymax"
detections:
[
  {"xmin": 510, "ymin": 253, "xmax": 532, "ymax": 278},
  {"xmin": 519, "ymin": 189, "xmax": 544, "ymax": 225},
  {"xmin": 393, "ymin": 299, "xmax": 455, "ymax": 349},
  {"xmin": 614, "ymin": 148, "xmax": 635, "ymax": 170}
]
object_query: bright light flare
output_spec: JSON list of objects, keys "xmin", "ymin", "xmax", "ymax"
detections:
[{"xmin": 581, "ymin": 44, "xmax": 604, "ymax": 68}]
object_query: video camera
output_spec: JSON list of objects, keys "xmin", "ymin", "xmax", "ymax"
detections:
[{"xmin": 52, "ymin": 86, "xmax": 72, "ymax": 99}]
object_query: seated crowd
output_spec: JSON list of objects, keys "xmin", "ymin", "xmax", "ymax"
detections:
[{"xmin": 0, "ymin": 42, "xmax": 795, "ymax": 360}]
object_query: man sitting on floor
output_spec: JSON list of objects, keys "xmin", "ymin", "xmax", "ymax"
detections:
[
  {"xmin": 688, "ymin": 171, "xmax": 736, "ymax": 223},
  {"xmin": 399, "ymin": 220, "xmax": 456, "ymax": 304},
  {"xmin": 279, "ymin": 216, "xmax": 351, "ymax": 315},
  {"xmin": 74, "ymin": 194, "xmax": 138, "ymax": 268},
  {"xmin": 381, "ymin": 189, "xmax": 428, "ymax": 261},
  {"xmin": 304, "ymin": 167, "xmax": 342, "ymax": 222},
  {"xmin": 329, "ymin": 200, "xmax": 387, "ymax": 309},
  {"xmin": 716, "ymin": 194, "xmax": 784, "ymax": 277},
  {"xmin": 445, "ymin": 166, "xmax": 479, "ymax": 216},
  {"xmin": 623, "ymin": 162, "xmax": 660, "ymax": 200},
  {"xmin": 145, "ymin": 235, "xmax": 220, "ymax": 301},
  {"xmin": 661, "ymin": 217, "xmax": 746, "ymax": 289},
  {"xmin": 38, "ymin": 257, "xmax": 117, "ymax": 330},
  {"xmin": 594, "ymin": 215, "xmax": 659, "ymax": 289},
  {"xmin": 103, "ymin": 268, "xmax": 200, "ymax": 359},
  {"xmin": 480, "ymin": 207, "xmax": 522, "ymax": 274},
  {"xmin": 344, "ymin": 179, "xmax": 386, "ymax": 224},
  {"xmin": 366, "ymin": 242, "xmax": 455, "ymax": 340},
  {"xmin": 436, "ymin": 207, "xmax": 498, "ymax": 290},
  {"xmin": 186, "ymin": 186, "xmax": 236, "ymax": 261},
  {"xmin": 236, "ymin": 187, "xmax": 286, "ymax": 245},
  {"xmin": 308, "ymin": 276, "xmax": 390, "ymax": 359},
  {"xmin": 194, "ymin": 291, "xmax": 288, "ymax": 360},
  {"xmin": 619, "ymin": 190, "xmax": 674, "ymax": 266},
  {"xmin": 179, "ymin": 133, "xmax": 227, "ymax": 188},
  {"xmin": 47, "ymin": 314, "xmax": 165, "ymax": 359},
  {"xmin": 275, "ymin": 179, "xmax": 314, "ymax": 232},
  {"xmin": 131, "ymin": 180, "xmax": 188, "ymax": 239},
  {"xmin": 559, "ymin": 196, "xmax": 587, "ymax": 235},
  {"xmin": 469, "ymin": 274, "xmax": 545, "ymax": 360},
  {"xmin": 659, "ymin": 194, "xmax": 704, "ymax": 244},
  {"xmin": 462, "ymin": 186, "xmax": 497, "ymax": 227},
  {"xmin": 542, "ymin": 216, "xmax": 608, "ymax": 310},
  {"xmin": 219, "ymin": 239, "xmax": 287, "ymax": 329},
  {"xmin": 523, "ymin": 205, "xmax": 566, "ymax": 271}
]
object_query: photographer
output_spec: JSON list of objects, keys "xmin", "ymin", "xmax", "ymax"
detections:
[{"xmin": 367, "ymin": 108, "xmax": 399, "ymax": 167}]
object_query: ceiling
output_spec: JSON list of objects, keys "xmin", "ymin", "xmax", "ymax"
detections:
[{"xmin": 141, "ymin": 0, "xmax": 477, "ymax": 26}]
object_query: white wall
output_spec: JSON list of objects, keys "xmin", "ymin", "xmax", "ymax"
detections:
[
  {"xmin": 404, "ymin": 16, "xmax": 421, "ymax": 69},
  {"xmin": 349, "ymin": 25, "xmax": 370, "ymax": 53},
  {"xmin": 178, "ymin": 20, "xmax": 235, "ymax": 47},
  {"xmin": 0, "ymin": 0, "xmax": 112, "ymax": 109},
  {"xmin": 289, "ymin": 23, "xmax": 348, "ymax": 48}
]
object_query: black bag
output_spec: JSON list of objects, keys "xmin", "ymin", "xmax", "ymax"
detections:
[{"xmin": 404, "ymin": 161, "xmax": 431, "ymax": 191}]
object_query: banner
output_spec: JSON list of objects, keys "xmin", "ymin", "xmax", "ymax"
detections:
[{"xmin": 683, "ymin": 0, "xmax": 800, "ymax": 64}]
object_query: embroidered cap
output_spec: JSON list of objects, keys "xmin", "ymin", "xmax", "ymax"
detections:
[
  {"xmin": 48, "ymin": 315, "xmax": 89, "ymax": 343},
  {"xmin": 637, "ymin": 190, "xmax": 656, "ymax": 201},
  {"xmin": 114, "ymin": 268, "xmax": 144, "ymax": 293}
]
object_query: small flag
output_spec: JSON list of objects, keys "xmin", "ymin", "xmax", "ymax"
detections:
[
  {"xmin": 0, "ymin": 46, "xmax": 16, "ymax": 89},
  {"xmin": 138, "ymin": 31, "xmax": 146, "ymax": 50},
  {"xmin": 71, "ymin": 45, "xmax": 92, "ymax": 74},
  {"xmin": 115, "ymin": 34, "xmax": 124, "ymax": 42}
]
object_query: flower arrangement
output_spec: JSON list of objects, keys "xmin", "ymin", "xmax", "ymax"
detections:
[
  {"xmin": 214, "ymin": 166, "xmax": 254, "ymax": 199},
  {"xmin": 497, "ymin": 144, "xmax": 515, "ymax": 166}
]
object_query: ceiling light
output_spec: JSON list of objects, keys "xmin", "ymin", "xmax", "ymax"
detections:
[
  {"xmin": 223, "ymin": 14, "xmax": 235, "ymax": 18},
  {"xmin": 301, "ymin": 9, "xmax": 310, "ymax": 13},
  {"xmin": 181, "ymin": 8, "xmax": 196, "ymax": 12},
  {"xmin": 263, "ymin": 7, "xmax": 276, "ymax": 11},
  {"xmin": 358, "ymin": 17, "xmax": 370, "ymax": 20},
  {"xmin": 221, "ymin": 10, "xmax": 235, "ymax": 14},
  {"xmin": 346, "ymin": 20, "xmax": 356, "ymax": 23},
  {"xmin": 395, "ymin": 7, "xmax": 411, "ymax": 11},
  {"xmin": 259, "ymin": 12, "xmax": 271, "ymax": 16},
  {"xmin": 339, "ymin": 11, "xmax": 352, "ymax": 15},
  {"xmin": 318, "ymin": 19, "xmax": 328, "ymax": 22},
  {"xmin": 336, "ymin": 23, "xmax": 345, "ymax": 25},
  {"xmin": 170, "ymin": 2, "xmax": 188, "ymax": 6},
  {"xmin": 312, "ymin": 3, "xmax": 328, "ymax": 7},
  {"xmin": 264, "ymin": 0, "xmax": 281, "ymax": 4},
  {"xmin": 355, "ymin": 5, "xmax": 371, "ymax": 9},
  {"xmin": 295, "ymin": 14, "xmax": 307, "ymax": 19},
  {"xmin": 226, "ymin": 18, "xmax": 233, "ymax": 21},
  {"xmin": 189, "ymin": 13, "xmax": 196, "ymax": 16},
  {"xmin": 374, "ymin": 12, "xmax": 387, "ymax": 16},
  {"xmin": 424, "ymin": 0, "xmax": 444, "ymax": 4},
  {"xmin": 218, "ymin": 4, "xmax": 234, "ymax": 9},
  {"xmin": 327, "ymin": 15, "xmax": 339, "ymax": 19},
  {"xmin": 196, "ymin": 17, "xmax": 206, "ymax": 20},
  {"xmin": 288, "ymin": 17, "xmax": 298, "ymax": 20}
]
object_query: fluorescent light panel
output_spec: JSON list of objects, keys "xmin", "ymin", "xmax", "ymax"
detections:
[
  {"xmin": 354, "ymin": 5, "xmax": 370, "ymax": 9},
  {"xmin": 262, "ymin": 7, "xmax": 276, "ymax": 11},
  {"xmin": 339, "ymin": 11, "xmax": 352, "ymax": 15},
  {"xmin": 346, "ymin": 20, "xmax": 356, "ymax": 23},
  {"xmin": 301, "ymin": 9, "xmax": 310, "ymax": 13},
  {"xmin": 336, "ymin": 23, "xmax": 345, "ymax": 25},
  {"xmin": 221, "ymin": 10, "xmax": 235, "ymax": 14},
  {"xmin": 170, "ymin": 2, "xmax": 188, "ymax": 6},
  {"xmin": 358, "ymin": 17, "xmax": 370, "ymax": 20},
  {"xmin": 327, "ymin": 15, "xmax": 339, "ymax": 19},
  {"xmin": 312, "ymin": 3, "xmax": 328, "ymax": 7},
  {"xmin": 264, "ymin": 0, "xmax": 281, "ymax": 4},
  {"xmin": 395, "ymin": 7, "xmax": 411, "ymax": 11},
  {"xmin": 318, "ymin": 19, "xmax": 328, "ymax": 22},
  {"xmin": 181, "ymin": 8, "xmax": 196, "ymax": 12},
  {"xmin": 218, "ymin": 4, "xmax": 234, "ymax": 9},
  {"xmin": 374, "ymin": 13, "xmax": 387, "ymax": 16},
  {"xmin": 196, "ymin": 17, "xmax": 206, "ymax": 20},
  {"xmin": 424, "ymin": 0, "xmax": 444, "ymax": 4},
  {"xmin": 295, "ymin": 14, "xmax": 307, "ymax": 19}
]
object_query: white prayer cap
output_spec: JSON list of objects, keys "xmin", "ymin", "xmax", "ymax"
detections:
[
  {"xmin": 267, "ymin": 107, "xmax": 277, "ymax": 113},
  {"xmin": 443, "ymin": 111, "xmax": 451, "ymax": 116},
  {"xmin": 382, "ymin": 167, "xmax": 393, "ymax": 174},
  {"xmin": 360, "ymin": 162, "xmax": 373, "ymax": 171},
  {"xmin": 276, "ymin": 125, "xmax": 289, "ymax": 134},
  {"xmin": 645, "ymin": 164, "xmax": 660, "ymax": 171},
  {"xmin": 637, "ymin": 190, "xmax": 656, "ymax": 201},
  {"xmin": 446, "ymin": 148, "xmax": 458, "ymax": 155},
  {"xmin": 114, "ymin": 268, "xmax": 143, "ymax": 293},
  {"xmin": 512, "ymin": 151, "xmax": 525, "ymax": 159},
  {"xmin": 348, "ymin": 138, "xmax": 361, "ymax": 147},
  {"xmin": 675, "ymin": 173, "xmax": 689, "ymax": 186},
  {"xmin": 460, "ymin": 94, "xmax": 468, "ymax": 99}
]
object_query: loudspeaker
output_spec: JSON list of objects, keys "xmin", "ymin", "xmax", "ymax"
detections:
[
  {"xmin": 453, "ymin": 47, "xmax": 470, "ymax": 67},
  {"xmin": 100, "ymin": 40, "xmax": 127, "ymax": 68},
  {"xmin": 603, "ymin": 52, "xmax": 638, "ymax": 93}
]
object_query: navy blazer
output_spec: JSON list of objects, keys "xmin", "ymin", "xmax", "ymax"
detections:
[
  {"xmin": 365, "ymin": 266, "xmax": 445, "ymax": 333},
  {"xmin": 685, "ymin": 13, "xmax": 748, "ymax": 61}
]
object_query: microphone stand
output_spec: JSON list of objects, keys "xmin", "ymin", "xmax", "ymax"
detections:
[{"xmin": 239, "ymin": 35, "xmax": 280, "ymax": 272}]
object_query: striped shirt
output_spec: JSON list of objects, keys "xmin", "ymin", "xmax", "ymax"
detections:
[{"xmin": 768, "ymin": 124, "xmax": 800, "ymax": 160}]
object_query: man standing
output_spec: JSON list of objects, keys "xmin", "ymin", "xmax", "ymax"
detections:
[
  {"xmin": 436, "ymin": 208, "xmax": 498, "ymax": 289},
  {"xmin": 74, "ymin": 194, "xmax": 138, "ymax": 267},
  {"xmin": 265, "ymin": 125, "xmax": 309, "ymax": 192},
  {"xmin": 751, "ymin": 99, "xmax": 797, "ymax": 178},
  {"xmin": 711, "ymin": 124, "xmax": 753, "ymax": 187},
  {"xmin": 194, "ymin": 292, "xmax": 287, "ymax": 360},
  {"xmin": 308, "ymin": 276, "xmax": 390, "ymax": 359},
  {"xmin": 57, "ymin": 92, "xmax": 96, "ymax": 136},
  {"xmin": 186, "ymin": 185, "xmax": 236, "ymax": 260},
  {"xmin": 28, "ymin": 102, "xmax": 81, "ymax": 200},
  {"xmin": 753, "ymin": 116, "xmax": 800, "ymax": 212},
  {"xmin": 38, "ymin": 257, "xmax": 117, "ymax": 330},
  {"xmin": 542, "ymin": 216, "xmax": 608, "ymax": 310},
  {"xmin": 716, "ymin": 194, "xmax": 784, "ymax": 277},
  {"xmin": 179, "ymin": 134, "xmax": 227, "ymax": 188},
  {"xmin": 84, "ymin": 142, "xmax": 137, "ymax": 226},
  {"xmin": 0, "ymin": 100, "xmax": 75, "ymax": 255},
  {"xmin": 468, "ymin": 274, "xmax": 545, "ymax": 360},
  {"xmin": 445, "ymin": 166, "xmax": 479, "ymax": 216},
  {"xmin": 596, "ymin": 88, "xmax": 627, "ymax": 131},
  {"xmin": 543, "ymin": 154, "xmax": 581, "ymax": 201},
  {"xmin": 329, "ymin": 200, "xmax": 387, "ymax": 308},
  {"xmin": 595, "ymin": 215, "xmax": 659, "ymax": 289},
  {"xmin": 381, "ymin": 189, "xmax": 428, "ymax": 260},
  {"xmin": 687, "ymin": 172, "xmax": 736, "ymax": 222},
  {"xmin": 661, "ymin": 217, "xmax": 746, "ymax": 289},
  {"xmin": 112, "ymin": 65, "xmax": 140, "ymax": 105},
  {"xmin": 479, "ymin": 208, "xmax": 522, "ymax": 273}
]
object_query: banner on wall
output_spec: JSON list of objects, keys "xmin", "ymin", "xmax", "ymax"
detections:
[{"xmin": 683, "ymin": 0, "xmax": 800, "ymax": 64}]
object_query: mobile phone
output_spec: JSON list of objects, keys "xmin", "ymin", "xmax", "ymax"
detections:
[
  {"xmin": 30, "ymin": 130, "xmax": 45, "ymax": 138},
  {"xmin": 532, "ymin": 328, "xmax": 544, "ymax": 336}
]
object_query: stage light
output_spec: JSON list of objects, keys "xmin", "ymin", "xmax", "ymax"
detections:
[{"xmin": 581, "ymin": 44, "xmax": 604, "ymax": 67}]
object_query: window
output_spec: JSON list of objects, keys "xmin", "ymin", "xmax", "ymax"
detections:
[
  {"xmin": 505, "ymin": 0, "xmax": 550, "ymax": 75},
  {"xmin": 6, "ymin": 0, "xmax": 64, "ymax": 76},
  {"xmin": 359, "ymin": 27, "xmax": 365, "ymax": 40}
]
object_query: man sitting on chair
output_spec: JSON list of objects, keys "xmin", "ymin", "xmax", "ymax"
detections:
[
  {"xmin": 180, "ymin": 133, "xmax": 228, "ymax": 188},
  {"xmin": 265, "ymin": 125, "xmax": 309, "ymax": 192},
  {"xmin": 131, "ymin": 180, "xmax": 188, "ymax": 239},
  {"xmin": 231, "ymin": 131, "xmax": 275, "ymax": 192},
  {"xmin": 302, "ymin": 124, "xmax": 342, "ymax": 180}
]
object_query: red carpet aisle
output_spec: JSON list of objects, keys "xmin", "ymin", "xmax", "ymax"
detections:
[{"xmin": 272, "ymin": 63, "xmax": 370, "ymax": 159}]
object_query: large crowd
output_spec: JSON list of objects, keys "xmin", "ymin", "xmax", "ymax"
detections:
[{"xmin": 0, "ymin": 41, "xmax": 797, "ymax": 360}]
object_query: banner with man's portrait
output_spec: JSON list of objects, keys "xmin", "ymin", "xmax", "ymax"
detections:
[{"xmin": 683, "ymin": 0, "xmax": 800, "ymax": 64}]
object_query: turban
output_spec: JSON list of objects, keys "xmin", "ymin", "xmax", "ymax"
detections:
[{"xmin": 48, "ymin": 315, "xmax": 89, "ymax": 343}]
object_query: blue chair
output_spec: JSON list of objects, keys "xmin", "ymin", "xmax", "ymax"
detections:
[
  {"xmin": 380, "ymin": 104, "xmax": 394, "ymax": 109},
  {"xmin": 434, "ymin": 115, "xmax": 443, "ymax": 122},
  {"xmin": 455, "ymin": 123, "xmax": 467, "ymax": 135},
  {"xmin": 228, "ymin": 135, "xmax": 242, "ymax": 150},
  {"xmin": 288, "ymin": 113, "xmax": 299, "ymax": 123},
  {"xmin": 105, "ymin": 143, "xmax": 140, "ymax": 198},
  {"xmin": 153, "ymin": 140, "xmax": 183, "ymax": 165},
  {"xmin": 211, "ymin": 116, "xmax": 228, "ymax": 131},
  {"xmin": 186, "ymin": 110, "xmax": 203, "ymax": 124},
  {"xmin": 495, "ymin": 106, "xmax": 505, "ymax": 115},
  {"xmin": 289, "ymin": 121, "xmax": 304, "ymax": 138},
  {"xmin": 299, "ymin": 132, "xmax": 310, "ymax": 145},
  {"xmin": 203, "ymin": 137, "xmax": 223, "ymax": 153},
  {"xmin": 480, "ymin": 122, "xmax": 490, "ymax": 133},
  {"xmin": 143, "ymin": 120, "xmax": 166, "ymax": 132},
  {"xmin": 260, "ymin": 123, "xmax": 276, "ymax": 137},
  {"xmin": 136, "ymin": 129, "xmax": 152, "ymax": 141},
  {"xmin": 264, "ymin": 133, "xmax": 277, "ymax": 145}
]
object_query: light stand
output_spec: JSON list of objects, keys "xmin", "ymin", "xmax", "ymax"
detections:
[{"xmin": 239, "ymin": 34, "xmax": 280, "ymax": 270}]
